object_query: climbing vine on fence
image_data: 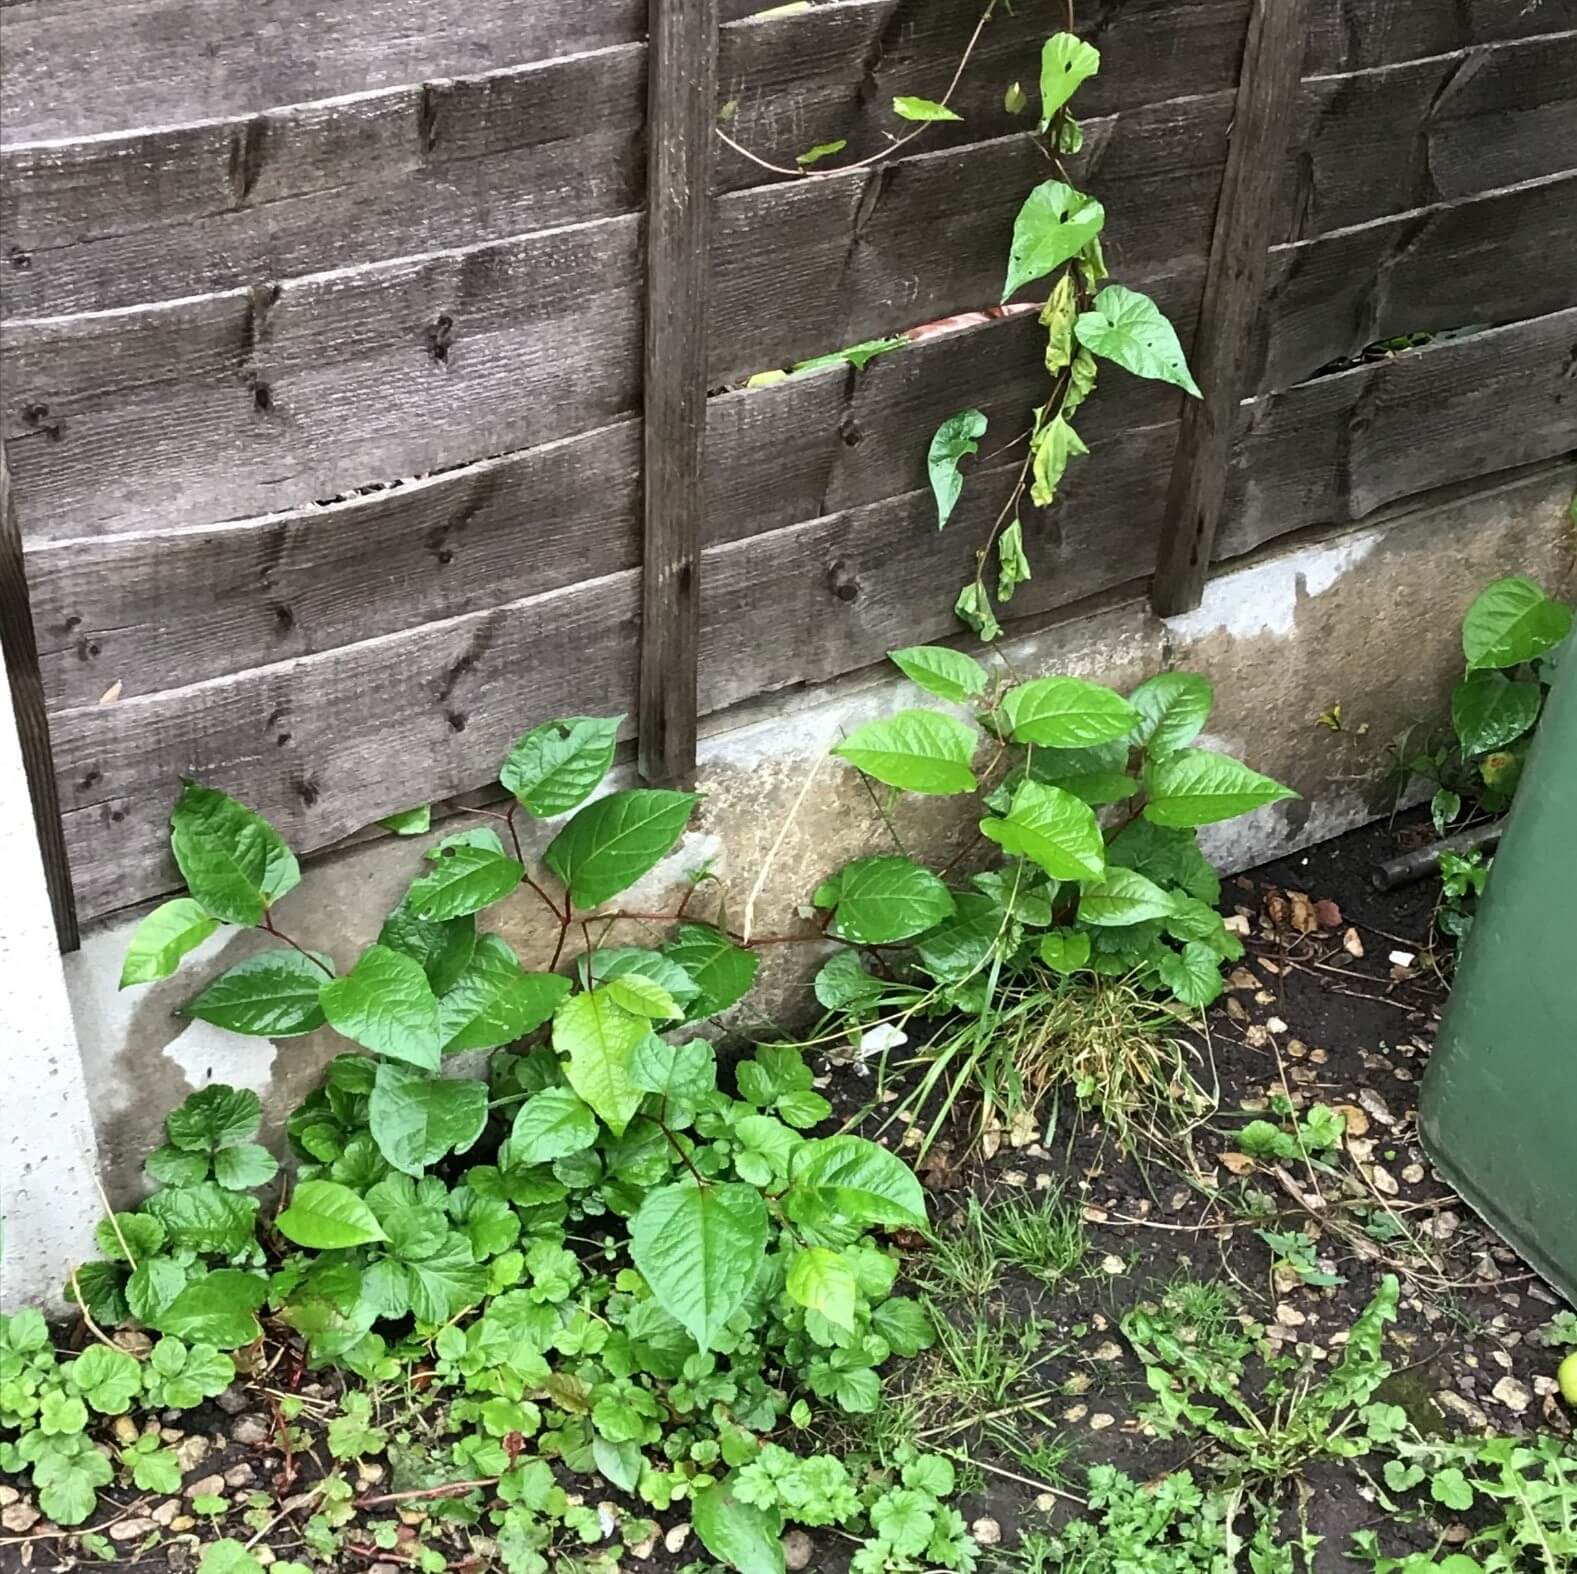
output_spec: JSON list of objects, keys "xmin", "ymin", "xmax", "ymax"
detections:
[{"xmin": 720, "ymin": 1, "xmax": 1200, "ymax": 641}]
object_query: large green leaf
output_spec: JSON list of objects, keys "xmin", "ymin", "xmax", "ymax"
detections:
[
  {"xmin": 184, "ymin": 951, "xmax": 329, "ymax": 1037},
  {"xmin": 403, "ymin": 830, "xmax": 524, "ymax": 921},
  {"xmin": 501, "ymin": 715, "xmax": 623, "ymax": 818},
  {"xmin": 275, "ymin": 1179, "xmax": 386, "ymax": 1249},
  {"xmin": 169, "ymin": 783, "xmax": 299, "ymax": 926},
  {"xmin": 575, "ymin": 946, "xmax": 701, "ymax": 1009},
  {"xmin": 790, "ymin": 1135, "xmax": 928, "ymax": 1230},
  {"xmin": 979, "ymin": 779, "xmax": 1105, "ymax": 881},
  {"xmin": 553, "ymin": 988, "xmax": 648, "ymax": 1136},
  {"xmin": 320, "ymin": 944, "xmax": 441, "ymax": 1068},
  {"xmin": 927, "ymin": 409, "xmax": 987, "ymax": 529},
  {"xmin": 142, "ymin": 1182, "xmax": 258, "ymax": 1255},
  {"xmin": 1016, "ymin": 741, "xmax": 1137, "ymax": 806},
  {"xmin": 662, "ymin": 924, "xmax": 759, "ymax": 1020},
  {"xmin": 544, "ymin": 789, "xmax": 697, "ymax": 910},
  {"xmin": 438, "ymin": 934, "xmax": 571, "ymax": 1053},
  {"xmin": 1127, "ymin": 672, "xmax": 1212, "ymax": 758},
  {"xmin": 833, "ymin": 709, "xmax": 978, "ymax": 795},
  {"xmin": 1038, "ymin": 32, "xmax": 1100, "ymax": 130},
  {"xmin": 1155, "ymin": 941, "xmax": 1224, "ymax": 1008},
  {"xmin": 510, "ymin": 1086, "xmax": 599, "ymax": 1163},
  {"xmin": 1462, "ymin": 576, "xmax": 1572, "ymax": 670},
  {"xmin": 1143, "ymin": 750, "xmax": 1298, "ymax": 827},
  {"xmin": 1001, "ymin": 676, "xmax": 1138, "ymax": 747},
  {"xmin": 785, "ymin": 1246, "xmax": 858, "ymax": 1331},
  {"xmin": 154, "ymin": 1270, "xmax": 268, "ymax": 1348},
  {"xmin": 888, "ymin": 646, "xmax": 989, "ymax": 703},
  {"xmin": 629, "ymin": 1179, "xmax": 769, "ymax": 1350},
  {"xmin": 1074, "ymin": 285, "xmax": 1200, "ymax": 396},
  {"xmin": 1002, "ymin": 181, "xmax": 1104, "ymax": 301},
  {"xmin": 120, "ymin": 898, "xmax": 221, "ymax": 988},
  {"xmin": 1451, "ymin": 669, "xmax": 1542, "ymax": 756},
  {"xmin": 914, "ymin": 890, "xmax": 1006, "ymax": 982},
  {"xmin": 1077, "ymin": 867, "xmax": 1177, "ymax": 927},
  {"xmin": 376, "ymin": 899, "xmax": 476, "ymax": 996},
  {"xmin": 816, "ymin": 856, "xmax": 955, "ymax": 944},
  {"xmin": 368, "ymin": 1063, "xmax": 489, "ymax": 1177},
  {"xmin": 692, "ymin": 1481, "xmax": 785, "ymax": 1574}
]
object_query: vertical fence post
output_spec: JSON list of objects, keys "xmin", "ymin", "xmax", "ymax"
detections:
[
  {"xmin": 639, "ymin": 0, "xmax": 718, "ymax": 786},
  {"xmin": 1151, "ymin": 0, "xmax": 1308, "ymax": 616},
  {"xmin": 0, "ymin": 451, "xmax": 78, "ymax": 950}
]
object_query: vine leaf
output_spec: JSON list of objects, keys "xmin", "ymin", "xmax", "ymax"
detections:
[
  {"xmin": 1038, "ymin": 33, "xmax": 1100, "ymax": 132},
  {"xmin": 997, "ymin": 519, "xmax": 1032, "ymax": 602},
  {"xmin": 927, "ymin": 409, "xmax": 987, "ymax": 528},
  {"xmin": 1029, "ymin": 416, "xmax": 1087, "ymax": 508},
  {"xmin": 1003, "ymin": 181, "xmax": 1104, "ymax": 302},
  {"xmin": 797, "ymin": 139, "xmax": 846, "ymax": 167},
  {"xmin": 1041, "ymin": 272, "xmax": 1078, "ymax": 376},
  {"xmin": 892, "ymin": 95, "xmax": 961, "ymax": 122},
  {"xmin": 1075, "ymin": 285, "xmax": 1201, "ymax": 396},
  {"xmin": 955, "ymin": 582, "xmax": 1002, "ymax": 642},
  {"xmin": 833, "ymin": 709, "xmax": 979, "ymax": 795}
]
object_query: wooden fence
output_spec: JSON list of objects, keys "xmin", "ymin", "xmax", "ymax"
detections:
[{"xmin": 2, "ymin": 0, "xmax": 1575, "ymax": 933}]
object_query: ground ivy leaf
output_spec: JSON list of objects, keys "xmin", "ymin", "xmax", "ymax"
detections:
[
  {"xmin": 1142, "ymin": 749, "xmax": 1298, "ymax": 827},
  {"xmin": 154, "ymin": 1269, "xmax": 268, "ymax": 1348},
  {"xmin": 143, "ymin": 1182, "xmax": 258, "ymax": 1256},
  {"xmin": 630, "ymin": 1179, "xmax": 769, "ymax": 1350},
  {"xmin": 120, "ymin": 898, "xmax": 221, "ymax": 988},
  {"xmin": 169, "ymin": 783, "xmax": 299, "ymax": 926},
  {"xmin": 510, "ymin": 1086, "xmax": 599, "ymax": 1164},
  {"xmin": 1039, "ymin": 928, "xmax": 1091, "ymax": 972},
  {"xmin": 1075, "ymin": 284, "xmax": 1200, "ymax": 395},
  {"xmin": 212, "ymin": 1142, "xmax": 279, "ymax": 1191},
  {"xmin": 500, "ymin": 715, "xmax": 623, "ymax": 818},
  {"xmin": 662, "ymin": 924, "xmax": 759, "ymax": 1020},
  {"xmin": 1155, "ymin": 940, "xmax": 1224, "ymax": 1008},
  {"xmin": 368, "ymin": 1062, "xmax": 489, "ymax": 1177},
  {"xmin": 438, "ymin": 934, "xmax": 571, "ymax": 1053},
  {"xmin": 834, "ymin": 710, "xmax": 978, "ymax": 795},
  {"xmin": 554, "ymin": 988, "xmax": 648, "ymax": 1136},
  {"xmin": 320, "ymin": 944, "xmax": 441, "ymax": 1068},
  {"xmin": 184, "ymin": 951, "xmax": 330, "ymax": 1037},
  {"xmin": 544, "ymin": 789, "xmax": 697, "ymax": 910},
  {"xmin": 887, "ymin": 646, "xmax": 989, "ymax": 703},
  {"xmin": 1001, "ymin": 675, "xmax": 1138, "ymax": 747},
  {"xmin": 1003, "ymin": 181, "xmax": 1104, "ymax": 301},
  {"xmin": 166, "ymin": 1085, "xmax": 262, "ymax": 1152},
  {"xmin": 275, "ymin": 1179, "xmax": 386, "ymax": 1249},
  {"xmin": 927, "ymin": 409, "xmax": 987, "ymax": 529},
  {"xmin": 1038, "ymin": 32, "xmax": 1100, "ymax": 130},
  {"xmin": 821, "ymin": 856, "xmax": 955, "ymax": 945},
  {"xmin": 979, "ymin": 779, "xmax": 1105, "ymax": 882}
]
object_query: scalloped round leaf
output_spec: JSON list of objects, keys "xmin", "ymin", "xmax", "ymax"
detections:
[{"xmin": 166, "ymin": 1085, "xmax": 262, "ymax": 1153}]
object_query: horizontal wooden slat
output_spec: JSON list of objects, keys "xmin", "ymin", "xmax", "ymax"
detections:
[
  {"xmin": 1278, "ymin": 30, "xmax": 1577, "ymax": 242},
  {"xmin": 1302, "ymin": 0, "xmax": 1576, "ymax": 73},
  {"xmin": 3, "ymin": 215, "xmax": 642, "ymax": 538},
  {"xmin": 699, "ymin": 422, "xmax": 1177, "ymax": 715},
  {"xmin": 1256, "ymin": 171, "xmax": 1577, "ymax": 390},
  {"xmin": 1, "ymin": 0, "xmax": 646, "ymax": 141},
  {"xmin": 709, "ymin": 92, "xmax": 1229, "ymax": 380},
  {"xmin": 54, "ymin": 571, "xmax": 639, "ymax": 920},
  {"xmin": 1, "ymin": 49, "xmax": 646, "ymax": 319},
  {"xmin": 1222, "ymin": 306, "xmax": 1577, "ymax": 559},
  {"xmin": 713, "ymin": 0, "xmax": 1249, "ymax": 189},
  {"xmin": 27, "ymin": 421, "xmax": 642, "ymax": 709}
]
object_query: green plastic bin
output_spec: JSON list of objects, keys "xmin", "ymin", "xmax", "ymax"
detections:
[{"xmin": 1420, "ymin": 658, "xmax": 1576, "ymax": 1305}]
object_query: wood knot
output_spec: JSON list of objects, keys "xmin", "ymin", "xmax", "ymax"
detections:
[{"xmin": 827, "ymin": 561, "xmax": 861, "ymax": 603}]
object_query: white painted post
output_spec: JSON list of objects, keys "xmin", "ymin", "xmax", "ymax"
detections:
[{"xmin": 0, "ymin": 678, "xmax": 102, "ymax": 1311}]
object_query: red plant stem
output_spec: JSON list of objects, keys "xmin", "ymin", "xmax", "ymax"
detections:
[{"xmin": 260, "ymin": 912, "xmax": 333, "ymax": 978}]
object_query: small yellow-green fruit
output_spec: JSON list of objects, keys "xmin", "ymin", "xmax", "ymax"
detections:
[{"xmin": 1559, "ymin": 1350, "xmax": 1577, "ymax": 1406}]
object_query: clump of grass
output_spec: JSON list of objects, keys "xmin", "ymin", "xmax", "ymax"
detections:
[{"xmin": 917, "ymin": 1189, "xmax": 1088, "ymax": 1301}]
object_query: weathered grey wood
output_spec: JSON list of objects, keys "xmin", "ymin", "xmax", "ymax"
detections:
[
  {"xmin": 639, "ymin": 0, "xmax": 717, "ymax": 787},
  {"xmin": 1278, "ymin": 30, "xmax": 1577, "ymax": 242},
  {"xmin": 2, "ymin": 214, "xmax": 642, "ymax": 539},
  {"xmin": 699, "ymin": 422, "xmax": 1179, "ymax": 715},
  {"xmin": 54, "ymin": 571, "xmax": 640, "ymax": 921},
  {"xmin": 0, "ymin": 450, "xmax": 78, "ymax": 948},
  {"xmin": 1, "ymin": 49, "xmax": 646, "ymax": 318},
  {"xmin": 1256, "ymin": 171, "xmax": 1577, "ymax": 391},
  {"xmin": 27, "ymin": 422, "xmax": 642, "ymax": 709},
  {"xmin": 1222, "ymin": 307, "xmax": 1577, "ymax": 559},
  {"xmin": 1302, "ymin": 0, "xmax": 1576, "ymax": 74},
  {"xmin": 710, "ymin": 91, "xmax": 1231, "ymax": 382},
  {"xmin": 713, "ymin": 0, "xmax": 1250, "ymax": 191},
  {"xmin": 1, "ymin": 0, "xmax": 646, "ymax": 141},
  {"xmin": 1154, "ymin": 0, "xmax": 1308, "ymax": 616}
]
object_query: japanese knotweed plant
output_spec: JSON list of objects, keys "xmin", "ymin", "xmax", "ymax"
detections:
[{"xmin": 810, "ymin": 647, "xmax": 1295, "ymax": 1141}]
